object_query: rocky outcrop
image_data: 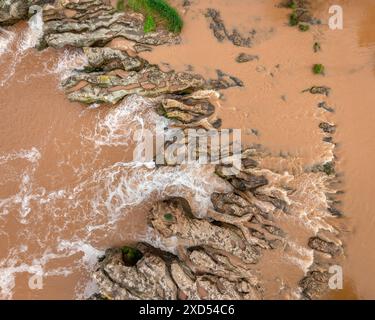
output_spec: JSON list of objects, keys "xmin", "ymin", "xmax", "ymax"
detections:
[
  {"xmin": 40, "ymin": 0, "xmax": 180, "ymax": 49},
  {"xmin": 303, "ymin": 86, "xmax": 331, "ymax": 96},
  {"xmin": 0, "ymin": 0, "xmax": 29, "ymax": 25},
  {"xmin": 93, "ymin": 147, "xmax": 302, "ymax": 300},
  {"xmin": 208, "ymin": 70, "xmax": 244, "ymax": 90},
  {"xmin": 158, "ymin": 92, "xmax": 222, "ymax": 130},
  {"xmin": 236, "ymin": 53, "xmax": 259, "ymax": 63},
  {"xmin": 1, "ymin": 0, "xmax": 180, "ymax": 47},
  {"xmin": 0, "ymin": 0, "xmax": 54, "ymax": 26},
  {"xmin": 94, "ymin": 197, "xmax": 264, "ymax": 300},
  {"xmin": 205, "ymin": 8, "xmax": 254, "ymax": 48},
  {"xmin": 62, "ymin": 47, "xmax": 206, "ymax": 104}
]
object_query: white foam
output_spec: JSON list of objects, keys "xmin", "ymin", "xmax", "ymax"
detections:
[
  {"xmin": 0, "ymin": 10, "xmax": 44, "ymax": 87},
  {"xmin": 19, "ymin": 7, "xmax": 43, "ymax": 52},
  {"xmin": 86, "ymin": 95, "xmax": 166, "ymax": 148},
  {"xmin": 0, "ymin": 28, "xmax": 15, "ymax": 57}
]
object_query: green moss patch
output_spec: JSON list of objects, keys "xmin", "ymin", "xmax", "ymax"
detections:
[
  {"xmin": 164, "ymin": 213, "xmax": 174, "ymax": 221},
  {"xmin": 121, "ymin": 246, "xmax": 143, "ymax": 266},
  {"xmin": 126, "ymin": 0, "xmax": 183, "ymax": 33},
  {"xmin": 116, "ymin": 0, "xmax": 125, "ymax": 11},
  {"xmin": 313, "ymin": 64, "xmax": 325, "ymax": 75}
]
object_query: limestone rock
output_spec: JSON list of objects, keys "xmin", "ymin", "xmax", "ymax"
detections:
[
  {"xmin": 93, "ymin": 247, "xmax": 178, "ymax": 300},
  {"xmin": 62, "ymin": 47, "xmax": 205, "ymax": 104},
  {"xmin": 308, "ymin": 237, "xmax": 342, "ymax": 257},
  {"xmin": 41, "ymin": 0, "xmax": 180, "ymax": 49},
  {"xmin": 0, "ymin": 0, "xmax": 29, "ymax": 25}
]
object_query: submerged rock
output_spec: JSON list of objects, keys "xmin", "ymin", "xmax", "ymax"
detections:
[
  {"xmin": 319, "ymin": 122, "xmax": 336, "ymax": 134},
  {"xmin": 299, "ymin": 268, "xmax": 331, "ymax": 300},
  {"xmin": 208, "ymin": 69, "xmax": 244, "ymax": 90},
  {"xmin": 303, "ymin": 86, "xmax": 331, "ymax": 96},
  {"xmin": 236, "ymin": 53, "xmax": 259, "ymax": 63},
  {"xmin": 205, "ymin": 8, "xmax": 253, "ymax": 48},
  {"xmin": 308, "ymin": 237, "xmax": 342, "ymax": 257}
]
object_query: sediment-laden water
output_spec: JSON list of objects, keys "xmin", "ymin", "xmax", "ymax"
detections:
[{"xmin": 0, "ymin": 0, "xmax": 374, "ymax": 299}]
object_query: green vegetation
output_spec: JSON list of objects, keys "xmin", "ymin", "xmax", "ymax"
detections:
[
  {"xmin": 164, "ymin": 213, "xmax": 174, "ymax": 221},
  {"xmin": 144, "ymin": 14, "xmax": 157, "ymax": 33},
  {"xmin": 126, "ymin": 0, "xmax": 183, "ymax": 33},
  {"xmin": 298, "ymin": 23, "xmax": 309, "ymax": 32},
  {"xmin": 313, "ymin": 63, "xmax": 325, "ymax": 75},
  {"xmin": 287, "ymin": 1, "xmax": 297, "ymax": 9},
  {"xmin": 116, "ymin": 0, "xmax": 125, "ymax": 11},
  {"xmin": 121, "ymin": 246, "xmax": 143, "ymax": 266},
  {"xmin": 287, "ymin": 1, "xmax": 311, "ymax": 32},
  {"xmin": 289, "ymin": 12, "xmax": 299, "ymax": 26}
]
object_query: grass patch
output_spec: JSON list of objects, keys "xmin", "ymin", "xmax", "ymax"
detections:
[
  {"xmin": 121, "ymin": 246, "xmax": 143, "ymax": 266},
  {"xmin": 116, "ymin": 0, "xmax": 125, "ymax": 11},
  {"xmin": 144, "ymin": 14, "xmax": 156, "ymax": 33},
  {"xmin": 313, "ymin": 64, "xmax": 325, "ymax": 75},
  {"xmin": 127, "ymin": 0, "xmax": 183, "ymax": 33},
  {"xmin": 289, "ymin": 12, "xmax": 299, "ymax": 26},
  {"xmin": 164, "ymin": 213, "xmax": 174, "ymax": 221},
  {"xmin": 287, "ymin": 1, "xmax": 297, "ymax": 9},
  {"xmin": 298, "ymin": 23, "xmax": 309, "ymax": 32}
]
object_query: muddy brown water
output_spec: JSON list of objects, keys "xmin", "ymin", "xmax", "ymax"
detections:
[{"xmin": 0, "ymin": 0, "xmax": 374, "ymax": 299}]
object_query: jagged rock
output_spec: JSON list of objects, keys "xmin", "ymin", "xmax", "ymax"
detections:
[
  {"xmin": 216, "ymin": 165, "xmax": 268, "ymax": 191},
  {"xmin": 318, "ymin": 101, "xmax": 334, "ymax": 113},
  {"xmin": 95, "ymin": 243, "xmax": 262, "ymax": 300},
  {"xmin": 319, "ymin": 122, "xmax": 336, "ymax": 134},
  {"xmin": 0, "ymin": 0, "xmax": 29, "ymax": 25},
  {"xmin": 299, "ymin": 269, "xmax": 331, "ymax": 300},
  {"xmin": 93, "ymin": 247, "xmax": 178, "ymax": 300},
  {"xmin": 40, "ymin": 0, "xmax": 180, "ymax": 49},
  {"xmin": 211, "ymin": 192, "xmax": 255, "ymax": 217},
  {"xmin": 311, "ymin": 161, "xmax": 336, "ymax": 176},
  {"xmin": 149, "ymin": 197, "xmax": 261, "ymax": 265},
  {"xmin": 236, "ymin": 53, "xmax": 259, "ymax": 63},
  {"xmin": 160, "ymin": 98, "xmax": 215, "ymax": 124},
  {"xmin": 303, "ymin": 86, "xmax": 331, "ymax": 96},
  {"xmin": 62, "ymin": 47, "xmax": 205, "ymax": 104},
  {"xmin": 82, "ymin": 47, "xmax": 145, "ymax": 72},
  {"xmin": 93, "ymin": 196, "xmax": 268, "ymax": 300},
  {"xmin": 205, "ymin": 8, "xmax": 252, "ymax": 47},
  {"xmin": 308, "ymin": 237, "xmax": 342, "ymax": 256},
  {"xmin": 208, "ymin": 70, "xmax": 244, "ymax": 90}
]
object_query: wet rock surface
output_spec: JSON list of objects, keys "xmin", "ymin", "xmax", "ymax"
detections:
[
  {"xmin": 0, "ymin": 0, "xmax": 29, "ymax": 25},
  {"xmin": 40, "ymin": 0, "xmax": 180, "ymax": 49},
  {"xmin": 236, "ymin": 53, "xmax": 259, "ymax": 63},
  {"xmin": 208, "ymin": 69, "xmax": 244, "ymax": 90},
  {"xmin": 2, "ymin": 0, "xmax": 345, "ymax": 300},
  {"xmin": 62, "ymin": 47, "xmax": 206, "ymax": 104},
  {"xmin": 205, "ymin": 8, "xmax": 254, "ymax": 47}
]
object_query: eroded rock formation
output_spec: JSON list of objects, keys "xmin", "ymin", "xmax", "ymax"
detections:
[
  {"xmin": 62, "ymin": 46, "xmax": 206, "ymax": 104},
  {"xmin": 1, "ymin": 0, "xmax": 344, "ymax": 300}
]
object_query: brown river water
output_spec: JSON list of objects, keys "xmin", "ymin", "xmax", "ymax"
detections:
[{"xmin": 0, "ymin": 0, "xmax": 374, "ymax": 299}]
